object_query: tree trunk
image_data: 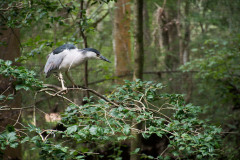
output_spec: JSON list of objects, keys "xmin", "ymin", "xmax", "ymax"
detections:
[
  {"xmin": 154, "ymin": 1, "xmax": 179, "ymax": 70},
  {"xmin": 178, "ymin": 0, "xmax": 190, "ymax": 65},
  {"xmin": 177, "ymin": 0, "xmax": 183, "ymax": 65},
  {"xmin": 133, "ymin": 0, "xmax": 144, "ymax": 80},
  {"xmin": 176, "ymin": 0, "xmax": 192, "ymax": 103},
  {"xmin": 0, "ymin": 27, "xmax": 22, "ymax": 160},
  {"xmin": 182, "ymin": 0, "xmax": 192, "ymax": 103},
  {"xmin": 182, "ymin": 0, "xmax": 190, "ymax": 65},
  {"xmin": 113, "ymin": 0, "xmax": 132, "ymax": 83},
  {"xmin": 131, "ymin": 1, "xmax": 144, "ymax": 160},
  {"xmin": 164, "ymin": 3, "xmax": 179, "ymax": 70},
  {"xmin": 143, "ymin": 2, "xmax": 151, "ymax": 46}
]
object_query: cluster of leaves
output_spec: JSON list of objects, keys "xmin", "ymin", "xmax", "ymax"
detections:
[
  {"xmin": 0, "ymin": 126, "xmax": 19, "ymax": 151},
  {"xmin": 181, "ymin": 37, "xmax": 240, "ymax": 159},
  {"xmin": 0, "ymin": 0, "xmax": 116, "ymax": 29},
  {"xmin": 182, "ymin": 38, "xmax": 240, "ymax": 105},
  {"xmin": 0, "ymin": 0, "xmax": 58, "ymax": 28},
  {"xmin": 0, "ymin": 59, "xmax": 43, "ymax": 91},
  {"xmin": 182, "ymin": 38, "xmax": 240, "ymax": 80},
  {"xmin": 181, "ymin": 38, "xmax": 240, "ymax": 106},
  {"xmin": 0, "ymin": 80, "xmax": 222, "ymax": 159},
  {"xmin": 16, "ymin": 36, "xmax": 50, "ymax": 63}
]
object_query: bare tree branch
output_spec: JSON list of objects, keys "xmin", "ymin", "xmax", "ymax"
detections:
[
  {"xmin": 43, "ymin": 84, "xmax": 119, "ymax": 106},
  {"xmin": 92, "ymin": 11, "xmax": 109, "ymax": 28},
  {"xmin": 0, "ymin": 2, "xmax": 23, "ymax": 11}
]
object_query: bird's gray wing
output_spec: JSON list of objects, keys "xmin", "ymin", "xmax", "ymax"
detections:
[
  {"xmin": 53, "ymin": 44, "xmax": 76, "ymax": 55},
  {"xmin": 44, "ymin": 53, "xmax": 66, "ymax": 78}
]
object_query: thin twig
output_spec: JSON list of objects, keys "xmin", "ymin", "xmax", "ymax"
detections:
[
  {"xmin": 102, "ymin": 107, "xmax": 115, "ymax": 134},
  {"xmin": 0, "ymin": 2, "xmax": 23, "ymax": 11},
  {"xmin": 13, "ymin": 109, "xmax": 22, "ymax": 126},
  {"xmin": 160, "ymin": 146, "xmax": 169, "ymax": 156},
  {"xmin": 1, "ymin": 86, "xmax": 11, "ymax": 95},
  {"xmin": 44, "ymin": 90, "xmax": 79, "ymax": 107}
]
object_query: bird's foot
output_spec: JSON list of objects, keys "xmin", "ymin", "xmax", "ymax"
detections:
[
  {"xmin": 61, "ymin": 87, "xmax": 68, "ymax": 94},
  {"xmin": 62, "ymin": 86, "xmax": 67, "ymax": 90}
]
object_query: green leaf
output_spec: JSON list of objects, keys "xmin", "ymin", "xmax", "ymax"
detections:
[
  {"xmin": 10, "ymin": 142, "xmax": 18, "ymax": 148},
  {"xmin": 0, "ymin": 95, "xmax": 6, "ymax": 100},
  {"xmin": 89, "ymin": 126, "xmax": 98, "ymax": 135},
  {"xmin": 131, "ymin": 148, "xmax": 140, "ymax": 155},
  {"xmin": 179, "ymin": 146, "xmax": 185, "ymax": 151},
  {"xmin": 142, "ymin": 133, "xmax": 150, "ymax": 139},
  {"xmin": 15, "ymin": 85, "xmax": 29, "ymax": 91},
  {"xmin": 117, "ymin": 136, "xmax": 127, "ymax": 141},
  {"xmin": 66, "ymin": 125, "xmax": 78, "ymax": 134},
  {"xmin": 5, "ymin": 60, "xmax": 12, "ymax": 66},
  {"xmin": 7, "ymin": 132, "xmax": 17, "ymax": 142},
  {"xmin": 123, "ymin": 125, "xmax": 130, "ymax": 135},
  {"xmin": 21, "ymin": 137, "xmax": 30, "ymax": 144}
]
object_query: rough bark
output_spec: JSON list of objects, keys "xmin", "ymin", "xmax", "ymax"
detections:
[
  {"xmin": 0, "ymin": 27, "xmax": 22, "ymax": 160},
  {"xmin": 113, "ymin": 0, "xmax": 132, "ymax": 83}
]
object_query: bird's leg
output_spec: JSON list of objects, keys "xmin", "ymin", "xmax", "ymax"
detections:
[
  {"xmin": 59, "ymin": 72, "xmax": 67, "ymax": 90},
  {"xmin": 65, "ymin": 71, "xmax": 77, "ymax": 88},
  {"xmin": 54, "ymin": 74, "xmax": 61, "ymax": 82}
]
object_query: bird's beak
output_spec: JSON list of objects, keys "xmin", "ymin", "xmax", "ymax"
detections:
[{"xmin": 99, "ymin": 55, "xmax": 111, "ymax": 63}]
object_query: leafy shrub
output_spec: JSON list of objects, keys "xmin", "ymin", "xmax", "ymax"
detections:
[
  {"xmin": 0, "ymin": 78, "xmax": 222, "ymax": 159},
  {"xmin": 0, "ymin": 59, "xmax": 43, "ymax": 90}
]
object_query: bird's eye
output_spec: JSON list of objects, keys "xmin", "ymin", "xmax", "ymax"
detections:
[{"xmin": 97, "ymin": 54, "xmax": 100, "ymax": 57}]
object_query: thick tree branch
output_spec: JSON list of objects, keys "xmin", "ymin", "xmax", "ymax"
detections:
[{"xmin": 43, "ymin": 84, "xmax": 119, "ymax": 106}]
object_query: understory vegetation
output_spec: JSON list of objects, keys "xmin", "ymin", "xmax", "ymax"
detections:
[
  {"xmin": 0, "ymin": 73, "xmax": 222, "ymax": 159},
  {"xmin": 1, "ymin": 0, "xmax": 240, "ymax": 159}
]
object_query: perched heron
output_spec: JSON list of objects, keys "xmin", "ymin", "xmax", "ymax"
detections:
[{"xmin": 44, "ymin": 44, "xmax": 111, "ymax": 90}]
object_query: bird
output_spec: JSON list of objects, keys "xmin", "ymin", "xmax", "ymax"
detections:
[{"xmin": 44, "ymin": 44, "xmax": 111, "ymax": 90}]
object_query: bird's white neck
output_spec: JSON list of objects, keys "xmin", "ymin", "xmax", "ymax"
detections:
[{"xmin": 80, "ymin": 50, "xmax": 97, "ymax": 60}]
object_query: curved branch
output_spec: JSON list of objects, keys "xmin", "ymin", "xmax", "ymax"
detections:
[{"xmin": 43, "ymin": 84, "xmax": 119, "ymax": 106}]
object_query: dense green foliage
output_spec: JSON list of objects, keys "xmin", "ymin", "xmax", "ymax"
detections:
[
  {"xmin": 182, "ymin": 37, "xmax": 240, "ymax": 107},
  {"xmin": 0, "ymin": 60, "xmax": 43, "ymax": 90},
  {"xmin": 1, "ymin": 78, "xmax": 221, "ymax": 159},
  {"xmin": 181, "ymin": 37, "xmax": 240, "ymax": 158}
]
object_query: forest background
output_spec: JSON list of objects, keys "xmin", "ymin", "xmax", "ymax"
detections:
[{"xmin": 0, "ymin": 0, "xmax": 240, "ymax": 159}]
